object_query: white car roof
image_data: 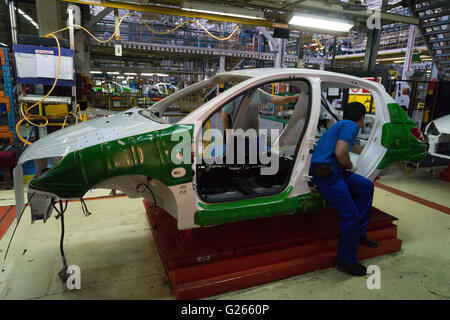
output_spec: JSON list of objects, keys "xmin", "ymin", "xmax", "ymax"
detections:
[
  {"xmin": 428, "ymin": 114, "xmax": 450, "ymax": 134},
  {"xmin": 215, "ymin": 68, "xmax": 386, "ymax": 90}
]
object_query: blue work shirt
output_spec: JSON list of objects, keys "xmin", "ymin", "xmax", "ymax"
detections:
[{"xmin": 311, "ymin": 120, "xmax": 359, "ymax": 174}]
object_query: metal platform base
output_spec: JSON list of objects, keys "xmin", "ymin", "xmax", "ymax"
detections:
[{"xmin": 143, "ymin": 200, "xmax": 402, "ymax": 300}]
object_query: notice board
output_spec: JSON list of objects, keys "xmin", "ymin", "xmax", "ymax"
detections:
[{"xmin": 13, "ymin": 44, "xmax": 75, "ymax": 86}]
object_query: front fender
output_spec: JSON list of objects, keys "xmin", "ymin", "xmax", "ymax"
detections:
[{"xmin": 28, "ymin": 124, "xmax": 194, "ymax": 199}]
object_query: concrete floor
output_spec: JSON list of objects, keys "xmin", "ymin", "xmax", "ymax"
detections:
[{"xmin": 0, "ymin": 167, "xmax": 449, "ymax": 300}]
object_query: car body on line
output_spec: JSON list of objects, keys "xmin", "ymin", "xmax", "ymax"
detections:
[
  {"xmin": 93, "ymin": 81, "xmax": 134, "ymax": 94},
  {"xmin": 424, "ymin": 114, "xmax": 450, "ymax": 160},
  {"xmin": 14, "ymin": 68, "xmax": 427, "ymax": 230}
]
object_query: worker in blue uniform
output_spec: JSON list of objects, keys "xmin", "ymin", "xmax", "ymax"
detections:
[{"xmin": 310, "ymin": 102, "xmax": 378, "ymax": 276}]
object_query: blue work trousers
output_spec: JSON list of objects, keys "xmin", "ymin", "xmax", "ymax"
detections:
[{"xmin": 313, "ymin": 170, "xmax": 374, "ymax": 265}]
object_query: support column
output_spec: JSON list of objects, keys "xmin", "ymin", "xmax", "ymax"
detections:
[
  {"xmin": 36, "ymin": 0, "xmax": 62, "ymax": 38},
  {"xmin": 219, "ymin": 56, "xmax": 225, "ymax": 73},
  {"xmin": 363, "ymin": 28, "xmax": 381, "ymax": 72},
  {"xmin": 431, "ymin": 62, "xmax": 439, "ymax": 81},
  {"xmin": 8, "ymin": 1, "xmax": 17, "ymax": 44},
  {"xmin": 402, "ymin": 25, "xmax": 417, "ymax": 80},
  {"xmin": 273, "ymin": 38, "xmax": 283, "ymax": 68},
  {"xmin": 258, "ymin": 27, "xmax": 283, "ymax": 68}
]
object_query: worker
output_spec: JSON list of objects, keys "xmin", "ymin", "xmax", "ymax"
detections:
[
  {"xmin": 310, "ymin": 101, "xmax": 377, "ymax": 277},
  {"xmin": 221, "ymin": 88, "xmax": 300, "ymax": 131}
]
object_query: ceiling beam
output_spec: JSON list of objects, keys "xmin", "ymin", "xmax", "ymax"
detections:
[
  {"xmin": 62, "ymin": 0, "xmax": 352, "ymax": 35},
  {"xmin": 85, "ymin": 7, "xmax": 114, "ymax": 29},
  {"xmin": 293, "ymin": 0, "xmax": 419, "ymax": 25},
  {"xmin": 62, "ymin": 0, "xmax": 274, "ymax": 27}
]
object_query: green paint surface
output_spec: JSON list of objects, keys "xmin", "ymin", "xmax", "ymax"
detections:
[
  {"xmin": 195, "ymin": 188, "xmax": 327, "ymax": 226},
  {"xmin": 29, "ymin": 124, "xmax": 194, "ymax": 198},
  {"xmin": 377, "ymin": 103, "xmax": 427, "ymax": 169}
]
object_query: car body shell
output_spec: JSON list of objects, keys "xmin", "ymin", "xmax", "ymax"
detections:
[
  {"xmin": 14, "ymin": 68, "xmax": 427, "ymax": 229},
  {"xmin": 424, "ymin": 114, "xmax": 450, "ymax": 160}
]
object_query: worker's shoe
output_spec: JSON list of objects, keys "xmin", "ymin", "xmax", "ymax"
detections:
[
  {"xmin": 336, "ymin": 260, "xmax": 367, "ymax": 276},
  {"xmin": 359, "ymin": 234, "xmax": 378, "ymax": 248}
]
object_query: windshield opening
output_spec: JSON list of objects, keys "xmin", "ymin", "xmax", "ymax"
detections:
[{"xmin": 143, "ymin": 76, "xmax": 248, "ymax": 124}]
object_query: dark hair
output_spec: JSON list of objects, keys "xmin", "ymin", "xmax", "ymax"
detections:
[{"xmin": 343, "ymin": 102, "xmax": 366, "ymax": 122}]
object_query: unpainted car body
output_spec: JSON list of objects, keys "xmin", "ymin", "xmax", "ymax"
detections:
[
  {"xmin": 14, "ymin": 68, "xmax": 426, "ymax": 230},
  {"xmin": 425, "ymin": 114, "xmax": 450, "ymax": 160}
]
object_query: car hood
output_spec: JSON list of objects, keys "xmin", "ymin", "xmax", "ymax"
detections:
[{"xmin": 17, "ymin": 108, "xmax": 169, "ymax": 165}]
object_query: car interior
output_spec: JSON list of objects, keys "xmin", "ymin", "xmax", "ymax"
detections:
[{"xmin": 196, "ymin": 79, "xmax": 311, "ymax": 203}]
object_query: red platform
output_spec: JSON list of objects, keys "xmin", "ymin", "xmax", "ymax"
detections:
[
  {"xmin": 143, "ymin": 200, "xmax": 402, "ymax": 300},
  {"xmin": 0, "ymin": 205, "xmax": 16, "ymax": 240}
]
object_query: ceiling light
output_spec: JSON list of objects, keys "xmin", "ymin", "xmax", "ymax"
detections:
[
  {"xmin": 17, "ymin": 8, "xmax": 39, "ymax": 30},
  {"xmin": 182, "ymin": 0, "xmax": 264, "ymax": 20},
  {"xmin": 76, "ymin": 0, "xmax": 104, "ymax": 4},
  {"xmin": 107, "ymin": 72, "xmax": 120, "ymax": 75},
  {"xmin": 90, "ymin": 71, "xmax": 102, "ymax": 74},
  {"xmin": 157, "ymin": 73, "xmax": 168, "ymax": 77},
  {"xmin": 141, "ymin": 73, "xmax": 154, "ymax": 76},
  {"xmin": 124, "ymin": 72, "xmax": 137, "ymax": 76},
  {"xmin": 289, "ymin": 13, "xmax": 354, "ymax": 32},
  {"xmin": 116, "ymin": 76, "xmax": 125, "ymax": 79}
]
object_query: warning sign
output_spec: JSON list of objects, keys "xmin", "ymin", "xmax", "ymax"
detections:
[{"xmin": 350, "ymin": 77, "xmax": 381, "ymax": 95}]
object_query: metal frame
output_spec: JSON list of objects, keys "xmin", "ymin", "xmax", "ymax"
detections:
[{"xmin": 0, "ymin": 47, "xmax": 18, "ymax": 152}]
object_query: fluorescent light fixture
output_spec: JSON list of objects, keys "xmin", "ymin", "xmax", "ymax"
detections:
[
  {"xmin": 77, "ymin": 0, "xmax": 104, "ymax": 4},
  {"xmin": 289, "ymin": 13, "xmax": 353, "ymax": 32},
  {"xmin": 124, "ymin": 72, "xmax": 137, "ymax": 76},
  {"xmin": 107, "ymin": 72, "xmax": 120, "ymax": 75},
  {"xmin": 393, "ymin": 61, "xmax": 405, "ymax": 64},
  {"xmin": 127, "ymin": 76, "xmax": 134, "ymax": 79},
  {"xmin": 157, "ymin": 73, "xmax": 169, "ymax": 77},
  {"xmin": 117, "ymin": 76, "xmax": 125, "ymax": 79},
  {"xmin": 17, "ymin": 8, "xmax": 39, "ymax": 30},
  {"xmin": 90, "ymin": 71, "xmax": 102, "ymax": 74},
  {"xmin": 182, "ymin": 0, "xmax": 264, "ymax": 20},
  {"xmin": 0, "ymin": 42, "xmax": 7, "ymax": 47},
  {"xmin": 141, "ymin": 73, "xmax": 155, "ymax": 76}
]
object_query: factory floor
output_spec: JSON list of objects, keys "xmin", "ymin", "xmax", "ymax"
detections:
[{"xmin": 0, "ymin": 166, "xmax": 449, "ymax": 300}]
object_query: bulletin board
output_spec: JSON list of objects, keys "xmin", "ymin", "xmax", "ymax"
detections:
[{"xmin": 13, "ymin": 44, "xmax": 75, "ymax": 86}]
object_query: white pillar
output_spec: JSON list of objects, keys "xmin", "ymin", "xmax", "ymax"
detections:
[
  {"xmin": 402, "ymin": 25, "xmax": 417, "ymax": 80},
  {"xmin": 36, "ymin": 0, "xmax": 62, "ymax": 38}
]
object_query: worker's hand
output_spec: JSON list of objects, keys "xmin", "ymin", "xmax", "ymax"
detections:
[
  {"xmin": 290, "ymin": 94, "xmax": 300, "ymax": 104},
  {"xmin": 349, "ymin": 163, "xmax": 358, "ymax": 173}
]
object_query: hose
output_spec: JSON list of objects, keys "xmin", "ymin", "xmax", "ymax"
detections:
[{"xmin": 15, "ymin": 12, "xmax": 240, "ymax": 145}]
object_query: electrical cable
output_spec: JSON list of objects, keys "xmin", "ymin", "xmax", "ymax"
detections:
[
  {"xmin": 3, "ymin": 192, "xmax": 35, "ymax": 262},
  {"xmin": 136, "ymin": 177, "xmax": 157, "ymax": 207},
  {"xmin": 51, "ymin": 199, "xmax": 69, "ymax": 282},
  {"xmin": 15, "ymin": 12, "xmax": 240, "ymax": 145},
  {"xmin": 80, "ymin": 198, "xmax": 91, "ymax": 216}
]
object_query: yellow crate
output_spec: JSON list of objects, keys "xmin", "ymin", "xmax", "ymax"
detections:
[{"xmin": 44, "ymin": 104, "xmax": 68, "ymax": 116}]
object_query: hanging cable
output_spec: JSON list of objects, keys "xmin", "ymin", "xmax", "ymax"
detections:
[
  {"xmin": 80, "ymin": 198, "xmax": 91, "ymax": 217},
  {"xmin": 15, "ymin": 12, "xmax": 240, "ymax": 145},
  {"xmin": 136, "ymin": 177, "xmax": 157, "ymax": 207},
  {"xmin": 2, "ymin": 193, "xmax": 35, "ymax": 263},
  {"xmin": 51, "ymin": 199, "xmax": 69, "ymax": 282}
]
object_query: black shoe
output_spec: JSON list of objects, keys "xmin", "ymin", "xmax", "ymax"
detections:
[
  {"xmin": 360, "ymin": 234, "xmax": 378, "ymax": 248},
  {"xmin": 336, "ymin": 260, "xmax": 367, "ymax": 276}
]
